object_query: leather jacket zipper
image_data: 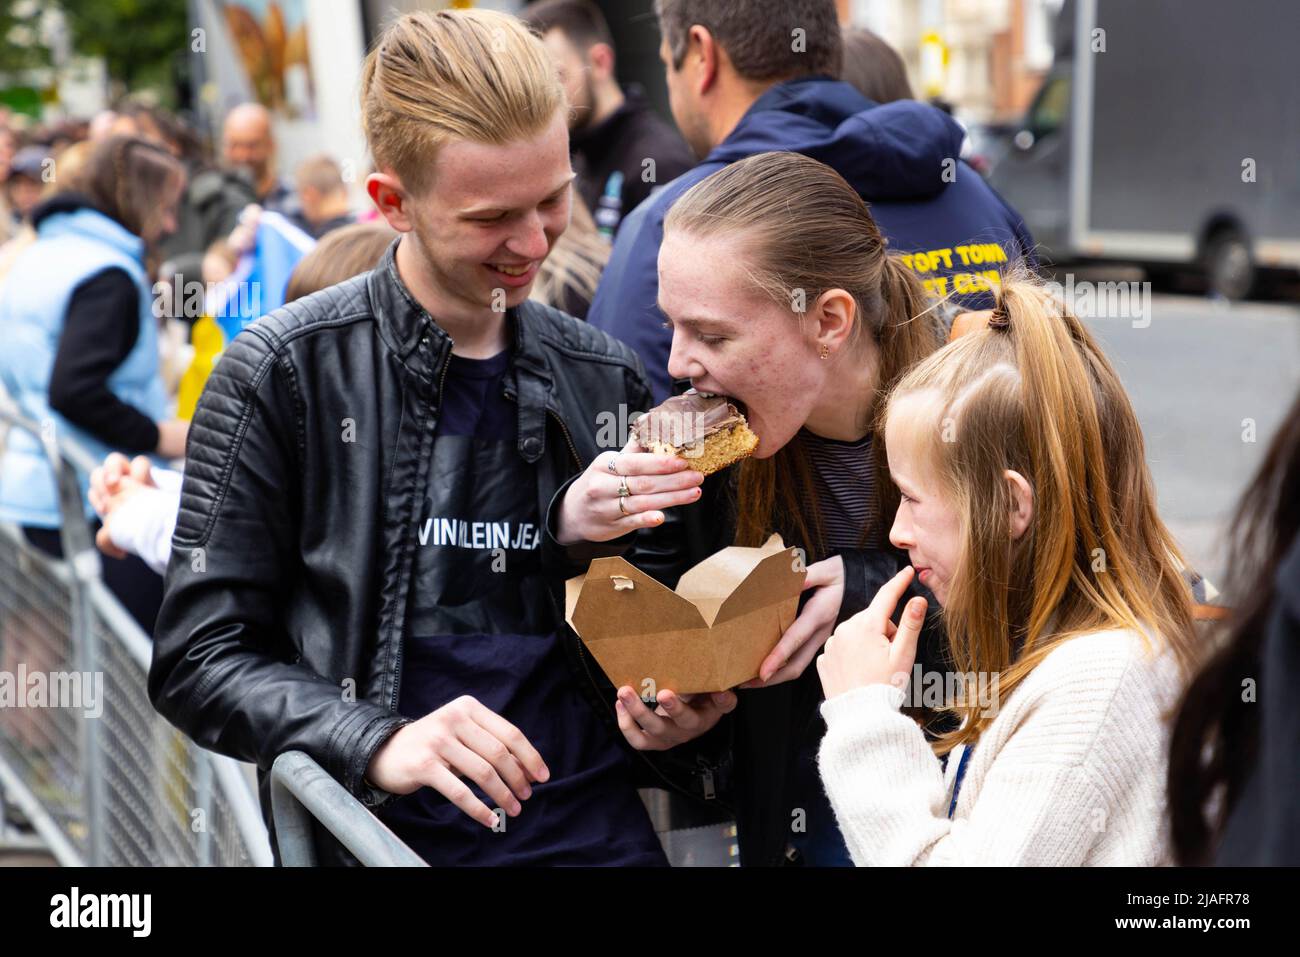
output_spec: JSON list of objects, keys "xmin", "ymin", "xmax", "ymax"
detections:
[{"xmin": 547, "ymin": 409, "xmax": 583, "ymax": 471}]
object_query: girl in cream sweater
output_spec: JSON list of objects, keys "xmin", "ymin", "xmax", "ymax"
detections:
[{"xmin": 816, "ymin": 281, "xmax": 1202, "ymax": 866}]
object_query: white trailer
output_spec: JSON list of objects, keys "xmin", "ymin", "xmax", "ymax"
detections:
[{"xmin": 989, "ymin": 0, "xmax": 1300, "ymax": 298}]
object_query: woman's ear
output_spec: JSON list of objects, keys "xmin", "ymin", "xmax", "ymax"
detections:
[
  {"xmin": 1005, "ymin": 469, "xmax": 1034, "ymax": 540},
  {"xmin": 814, "ymin": 288, "xmax": 856, "ymax": 357},
  {"xmin": 949, "ymin": 309, "xmax": 993, "ymax": 342}
]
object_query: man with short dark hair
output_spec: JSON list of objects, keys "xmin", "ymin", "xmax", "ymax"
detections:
[
  {"xmin": 521, "ymin": 0, "xmax": 693, "ymax": 237},
  {"xmin": 590, "ymin": 0, "xmax": 1034, "ymax": 403}
]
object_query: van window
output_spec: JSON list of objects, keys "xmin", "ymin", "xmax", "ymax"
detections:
[{"xmin": 1028, "ymin": 74, "xmax": 1071, "ymax": 138}]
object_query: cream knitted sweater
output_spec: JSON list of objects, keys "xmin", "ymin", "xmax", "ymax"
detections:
[{"xmin": 817, "ymin": 628, "xmax": 1184, "ymax": 866}]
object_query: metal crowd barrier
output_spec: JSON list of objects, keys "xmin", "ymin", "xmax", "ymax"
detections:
[
  {"xmin": 0, "ymin": 405, "xmax": 272, "ymax": 866},
  {"xmin": 0, "ymin": 402, "xmax": 737, "ymax": 867},
  {"xmin": 269, "ymin": 748, "xmax": 739, "ymax": 866}
]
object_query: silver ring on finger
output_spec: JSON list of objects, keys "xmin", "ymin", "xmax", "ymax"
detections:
[{"xmin": 607, "ymin": 456, "xmax": 621, "ymax": 476}]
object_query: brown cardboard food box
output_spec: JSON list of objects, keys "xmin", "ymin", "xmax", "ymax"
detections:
[{"xmin": 564, "ymin": 534, "xmax": 806, "ymax": 694}]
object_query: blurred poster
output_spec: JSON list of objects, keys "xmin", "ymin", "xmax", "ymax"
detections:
[{"xmin": 198, "ymin": 0, "xmax": 316, "ymax": 120}]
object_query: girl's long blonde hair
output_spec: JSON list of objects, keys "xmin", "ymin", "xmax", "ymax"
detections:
[{"xmin": 885, "ymin": 277, "xmax": 1200, "ymax": 754}]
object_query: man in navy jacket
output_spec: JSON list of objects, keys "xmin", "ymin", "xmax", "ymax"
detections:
[{"xmin": 589, "ymin": 0, "xmax": 1035, "ymax": 402}]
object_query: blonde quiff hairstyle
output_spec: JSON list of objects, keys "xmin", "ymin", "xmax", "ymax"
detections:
[
  {"xmin": 884, "ymin": 276, "xmax": 1201, "ymax": 755},
  {"xmin": 360, "ymin": 9, "xmax": 565, "ymax": 195}
]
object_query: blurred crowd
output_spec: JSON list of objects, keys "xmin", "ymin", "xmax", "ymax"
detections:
[{"xmin": 0, "ymin": 99, "xmax": 364, "ymax": 280}]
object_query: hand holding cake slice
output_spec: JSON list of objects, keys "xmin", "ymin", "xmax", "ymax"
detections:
[{"xmin": 633, "ymin": 389, "xmax": 759, "ymax": 475}]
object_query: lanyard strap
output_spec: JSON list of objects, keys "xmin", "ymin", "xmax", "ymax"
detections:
[{"xmin": 947, "ymin": 744, "xmax": 974, "ymax": 819}]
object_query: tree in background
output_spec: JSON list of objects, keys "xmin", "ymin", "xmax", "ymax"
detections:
[
  {"xmin": 56, "ymin": 0, "xmax": 190, "ymax": 102},
  {"xmin": 0, "ymin": 3, "xmax": 53, "ymax": 75}
]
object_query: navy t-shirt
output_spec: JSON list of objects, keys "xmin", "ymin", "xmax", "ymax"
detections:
[{"xmin": 375, "ymin": 345, "xmax": 666, "ymax": 866}]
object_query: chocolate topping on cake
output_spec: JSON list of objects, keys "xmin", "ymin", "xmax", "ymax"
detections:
[{"xmin": 634, "ymin": 391, "xmax": 744, "ymax": 449}]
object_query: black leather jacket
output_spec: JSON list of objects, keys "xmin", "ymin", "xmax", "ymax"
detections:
[{"xmin": 148, "ymin": 242, "xmax": 723, "ymax": 865}]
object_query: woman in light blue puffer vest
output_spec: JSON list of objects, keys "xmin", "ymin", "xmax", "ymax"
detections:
[{"xmin": 0, "ymin": 135, "xmax": 188, "ymax": 632}]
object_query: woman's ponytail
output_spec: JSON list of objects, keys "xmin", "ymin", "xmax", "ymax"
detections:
[{"xmin": 875, "ymin": 254, "xmax": 944, "ymax": 401}]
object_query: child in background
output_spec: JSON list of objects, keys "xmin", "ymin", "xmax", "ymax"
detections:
[
  {"xmin": 816, "ymin": 279, "xmax": 1203, "ymax": 865},
  {"xmin": 291, "ymin": 154, "xmax": 356, "ymax": 239}
]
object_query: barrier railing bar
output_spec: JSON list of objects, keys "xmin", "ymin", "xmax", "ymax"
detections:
[
  {"xmin": 0, "ymin": 404, "xmax": 273, "ymax": 866},
  {"xmin": 270, "ymin": 750, "xmax": 425, "ymax": 867},
  {"xmin": 0, "ymin": 753, "xmax": 84, "ymax": 866}
]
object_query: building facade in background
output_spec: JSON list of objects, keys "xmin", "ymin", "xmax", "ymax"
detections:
[{"xmin": 851, "ymin": 0, "xmax": 1061, "ymax": 122}]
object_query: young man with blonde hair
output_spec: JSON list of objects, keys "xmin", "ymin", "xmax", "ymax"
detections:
[{"xmin": 149, "ymin": 8, "xmax": 731, "ymax": 866}]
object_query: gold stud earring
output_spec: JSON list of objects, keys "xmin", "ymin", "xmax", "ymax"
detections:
[{"xmin": 819, "ymin": 344, "xmax": 830, "ymax": 359}]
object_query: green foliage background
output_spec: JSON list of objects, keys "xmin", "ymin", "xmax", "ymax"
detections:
[{"xmin": 1, "ymin": 0, "xmax": 190, "ymax": 106}]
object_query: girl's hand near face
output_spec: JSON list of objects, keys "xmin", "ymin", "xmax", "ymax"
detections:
[
  {"xmin": 555, "ymin": 438, "xmax": 704, "ymax": 544},
  {"xmin": 818, "ymin": 566, "xmax": 927, "ymax": 701},
  {"xmin": 740, "ymin": 555, "xmax": 845, "ymax": 688}
]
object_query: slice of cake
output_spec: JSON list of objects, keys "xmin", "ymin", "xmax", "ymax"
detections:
[{"xmin": 633, "ymin": 390, "xmax": 759, "ymax": 475}]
